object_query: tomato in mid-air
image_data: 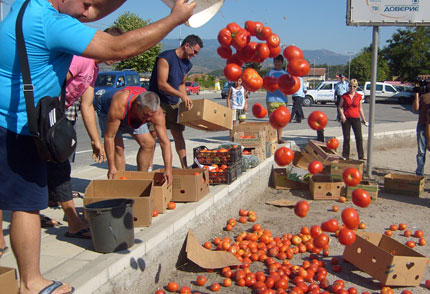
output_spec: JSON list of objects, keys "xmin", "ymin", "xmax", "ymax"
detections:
[
  {"xmin": 252, "ymin": 103, "xmax": 268, "ymax": 118},
  {"xmin": 226, "ymin": 53, "xmax": 243, "ymax": 66},
  {"xmin": 254, "ymin": 43, "xmax": 270, "ymax": 62},
  {"xmin": 278, "ymin": 74, "xmax": 301, "ymax": 95},
  {"xmin": 283, "ymin": 45, "xmax": 304, "ymax": 61},
  {"xmin": 274, "ymin": 146, "xmax": 294, "ymax": 166},
  {"xmin": 351, "ymin": 188, "xmax": 371, "ymax": 208},
  {"xmin": 321, "ymin": 218, "xmax": 339, "ymax": 232},
  {"xmin": 256, "ymin": 26, "xmax": 272, "ymax": 41},
  {"xmin": 238, "ymin": 41, "xmax": 257, "ymax": 63},
  {"xmin": 224, "ymin": 63, "xmax": 242, "ymax": 82},
  {"xmin": 244, "ymin": 20, "xmax": 263, "ymax": 36},
  {"xmin": 294, "ymin": 200, "xmax": 310, "ymax": 218},
  {"xmin": 341, "ymin": 207, "xmax": 360, "ymax": 230},
  {"xmin": 217, "ymin": 46, "xmax": 232, "ymax": 59},
  {"xmin": 337, "ymin": 228, "xmax": 356, "ymax": 246},
  {"xmin": 269, "ymin": 45, "xmax": 281, "ymax": 58},
  {"xmin": 269, "ymin": 105, "xmax": 291, "ymax": 129},
  {"xmin": 342, "ymin": 168, "xmax": 362, "ymax": 186},
  {"xmin": 226, "ymin": 22, "xmax": 241, "ymax": 34},
  {"xmin": 287, "ymin": 58, "xmax": 310, "ymax": 77},
  {"xmin": 308, "ymin": 161, "xmax": 323, "ymax": 175},
  {"xmin": 217, "ymin": 28, "xmax": 232, "ymax": 47},
  {"xmin": 266, "ymin": 33, "xmax": 281, "ymax": 48},
  {"xmin": 326, "ymin": 137, "xmax": 339, "ymax": 149},
  {"xmin": 308, "ymin": 111, "xmax": 328, "ymax": 131},
  {"xmin": 263, "ymin": 76, "xmax": 279, "ymax": 92},
  {"xmin": 241, "ymin": 68, "xmax": 263, "ymax": 92},
  {"xmin": 231, "ymin": 30, "xmax": 249, "ymax": 50},
  {"xmin": 313, "ymin": 233, "xmax": 329, "ymax": 249}
]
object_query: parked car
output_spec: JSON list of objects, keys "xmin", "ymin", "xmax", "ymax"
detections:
[
  {"xmin": 94, "ymin": 70, "xmax": 141, "ymax": 99},
  {"xmin": 303, "ymin": 81, "xmax": 364, "ymax": 106},
  {"xmin": 185, "ymin": 81, "xmax": 200, "ymax": 95},
  {"xmin": 221, "ymin": 81, "xmax": 250, "ymax": 99},
  {"xmin": 140, "ymin": 80, "xmax": 150, "ymax": 90},
  {"xmin": 363, "ymin": 81, "xmax": 414, "ymax": 104}
]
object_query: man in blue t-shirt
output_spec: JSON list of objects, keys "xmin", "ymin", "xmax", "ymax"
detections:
[
  {"xmin": 0, "ymin": 0, "xmax": 194, "ymax": 292},
  {"xmin": 334, "ymin": 74, "xmax": 349, "ymax": 121},
  {"xmin": 149, "ymin": 34, "xmax": 203, "ymax": 169}
]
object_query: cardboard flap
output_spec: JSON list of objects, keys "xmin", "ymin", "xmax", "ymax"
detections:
[
  {"xmin": 266, "ymin": 199, "xmax": 301, "ymax": 207},
  {"xmin": 186, "ymin": 230, "xmax": 241, "ymax": 269}
]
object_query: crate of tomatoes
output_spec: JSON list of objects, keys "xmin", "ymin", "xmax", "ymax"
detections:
[
  {"xmin": 193, "ymin": 145, "xmax": 241, "ymax": 165},
  {"xmin": 205, "ymin": 162, "xmax": 241, "ymax": 185}
]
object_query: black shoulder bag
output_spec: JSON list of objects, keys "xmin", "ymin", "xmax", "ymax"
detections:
[{"xmin": 16, "ymin": 0, "xmax": 77, "ymax": 163}]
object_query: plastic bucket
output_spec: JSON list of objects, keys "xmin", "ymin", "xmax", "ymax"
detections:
[
  {"xmin": 85, "ymin": 198, "xmax": 135, "ymax": 253},
  {"xmin": 161, "ymin": 0, "xmax": 224, "ymax": 28}
]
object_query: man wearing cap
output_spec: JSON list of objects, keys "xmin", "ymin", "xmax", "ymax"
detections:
[{"xmin": 335, "ymin": 74, "xmax": 349, "ymax": 122}]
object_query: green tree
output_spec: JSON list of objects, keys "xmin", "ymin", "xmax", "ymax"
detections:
[
  {"xmin": 350, "ymin": 46, "xmax": 389, "ymax": 85},
  {"xmin": 382, "ymin": 27, "xmax": 430, "ymax": 82},
  {"xmin": 111, "ymin": 12, "xmax": 161, "ymax": 73}
]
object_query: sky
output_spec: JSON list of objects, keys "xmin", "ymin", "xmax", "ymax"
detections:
[{"xmin": 1, "ymin": 0, "xmax": 404, "ymax": 55}]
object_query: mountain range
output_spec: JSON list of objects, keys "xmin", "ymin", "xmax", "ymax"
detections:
[{"xmin": 161, "ymin": 39, "xmax": 351, "ymax": 74}]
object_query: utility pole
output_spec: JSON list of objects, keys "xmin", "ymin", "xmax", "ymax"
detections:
[{"xmin": 345, "ymin": 51, "xmax": 355, "ymax": 80}]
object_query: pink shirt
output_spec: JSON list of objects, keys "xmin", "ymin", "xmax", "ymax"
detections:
[{"xmin": 65, "ymin": 56, "xmax": 99, "ymax": 108}]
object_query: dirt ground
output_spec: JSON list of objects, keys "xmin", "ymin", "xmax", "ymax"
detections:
[{"xmin": 152, "ymin": 144, "xmax": 430, "ymax": 294}]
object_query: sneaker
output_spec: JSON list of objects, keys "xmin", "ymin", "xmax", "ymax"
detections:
[{"xmin": 147, "ymin": 167, "xmax": 153, "ymax": 172}]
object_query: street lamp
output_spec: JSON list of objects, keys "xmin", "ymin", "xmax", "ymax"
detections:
[{"xmin": 345, "ymin": 51, "xmax": 355, "ymax": 80}]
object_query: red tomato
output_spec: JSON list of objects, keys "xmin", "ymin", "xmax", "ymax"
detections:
[
  {"xmin": 242, "ymin": 68, "xmax": 263, "ymax": 92},
  {"xmin": 224, "ymin": 63, "xmax": 242, "ymax": 81},
  {"xmin": 278, "ymin": 74, "xmax": 300, "ymax": 95},
  {"xmin": 257, "ymin": 26, "xmax": 272, "ymax": 41},
  {"xmin": 252, "ymin": 103, "xmax": 268, "ymax": 118},
  {"xmin": 217, "ymin": 46, "xmax": 232, "ymax": 59},
  {"xmin": 179, "ymin": 286, "xmax": 191, "ymax": 294},
  {"xmin": 210, "ymin": 282, "xmax": 220, "ymax": 292},
  {"xmin": 269, "ymin": 106, "xmax": 291, "ymax": 129},
  {"xmin": 310, "ymin": 225, "xmax": 323, "ymax": 238},
  {"xmin": 263, "ymin": 76, "xmax": 279, "ymax": 92},
  {"xmin": 425, "ymin": 279, "xmax": 430, "ymax": 289},
  {"xmin": 351, "ymin": 188, "xmax": 371, "ymax": 208},
  {"xmin": 226, "ymin": 53, "xmax": 243, "ymax": 66},
  {"xmin": 341, "ymin": 207, "xmax": 360, "ymax": 230},
  {"xmin": 244, "ymin": 20, "xmax": 257, "ymax": 36},
  {"xmin": 308, "ymin": 111, "xmax": 328, "ymax": 131},
  {"xmin": 274, "ymin": 278, "xmax": 289, "ymax": 290},
  {"xmin": 338, "ymin": 228, "xmax": 356, "ymax": 246},
  {"xmin": 294, "ymin": 200, "xmax": 310, "ymax": 218},
  {"xmin": 342, "ymin": 168, "xmax": 362, "ymax": 186},
  {"xmin": 274, "ymin": 146, "xmax": 294, "ymax": 166},
  {"xmin": 326, "ymin": 137, "xmax": 339, "ymax": 149},
  {"xmin": 287, "ymin": 58, "xmax": 310, "ymax": 77},
  {"xmin": 152, "ymin": 210, "xmax": 159, "ymax": 217},
  {"xmin": 237, "ymin": 41, "xmax": 257, "ymax": 63},
  {"xmin": 321, "ymin": 218, "xmax": 339, "ymax": 232},
  {"xmin": 267, "ymin": 33, "xmax": 281, "ymax": 48},
  {"xmin": 313, "ymin": 233, "xmax": 329, "ymax": 249},
  {"xmin": 196, "ymin": 275, "xmax": 207, "ymax": 286},
  {"xmin": 166, "ymin": 282, "xmax": 179, "ymax": 292},
  {"xmin": 255, "ymin": 43, "xmax": 270, "ymax": 62},
  {"xmin": 155, "ymin": 290, "xmax": 165, "ymax": 294},
  {"xmin": 226, "ymin": 22, "xmax": 241, "ymax": 35},
  {"xmin": 283, "ymin": 45, "xmax": 304, "ymax": 61},
  {"xmin": 308, "ymin": 161, "xmax": 323, "ymax": 175},
  {"xmin": 232, "ymin": 30, "xmax": 249, "ymax": 50},
  {"xmin": 217, "ymin": 28, "xmax": 232, "ymax": 47},
  {"xmin": 269, "ymin": 45, "xmax": 282, "ymax": 58}
]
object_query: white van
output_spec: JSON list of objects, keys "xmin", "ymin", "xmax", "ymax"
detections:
[{"xmin": 363, "ymin": 82, "xmax": 414, "ymax": 104}]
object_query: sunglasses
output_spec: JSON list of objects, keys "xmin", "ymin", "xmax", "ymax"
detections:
[
  {"xmin": 351, "ymin": 86, "xmax": 357, "ymax": 88},
  {"xmin": 188, "ymin": 44, "xmax": 199, "ymax": 55}
]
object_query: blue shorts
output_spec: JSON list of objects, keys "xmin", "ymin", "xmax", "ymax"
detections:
[
  {"xmin": 0, "ymin": 126, "xmax": 48, "ymax": 211},
  {"xmin": 97, "ymin": 112, "xmax": 149, "ymax": 139}
]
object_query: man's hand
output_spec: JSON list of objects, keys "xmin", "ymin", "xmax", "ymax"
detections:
[
  {"xmin": 164, "ymin": 169, "xmax": 173, "ymax": 187},
  {"xmin": 170, "ymin": 0, "xmax": 196, "ymax": 25},
  {"xmin": 108, "ymin": 167, "xmax": 117, "ymax": 179},
  {"xmin": 91, "ymin": 141, "xmax": 106, "ymax": 163},
  {"xmin": 181, "ymin": 95, "xmax": 193, "ymax": 110}
]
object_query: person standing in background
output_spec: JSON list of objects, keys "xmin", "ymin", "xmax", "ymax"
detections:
[
  {"xmin": 335, "ymin": 74, "xmax": 349, "ymax": 121},
  {"xmin": 227, "ymin": 78, "xmax": 248, "ymax": 125},
  {"xmin": 265, "ymin": 55, "xmax": 288, "ymax": 144},
  {"xmin": 413, "ymin": 81, "xmax": 430, "ymax": 176},
  {"xmin": 290, "ymin": 76, "xmax": 306, "ymax": 123}
]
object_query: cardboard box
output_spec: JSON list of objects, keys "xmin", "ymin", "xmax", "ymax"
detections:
[
  {"xmin": 178, "ymin": 99, "xmax": 233, "ymax": 131},
  {"xmin": 231, "ymin": 122, "xmax": 277, "ymax": 143},
  {"xmin": 84, "ymin": 179, "xmax": 153, "ymax": 227},
  {"xmin": 0, "ymin": 267, "xmax": 18, "ymax": 294},
  {"xmin": 302, "ymin": 140, "xmax": 343, "ymax": 166},
  {"xmin": 343, "ymin": 232, "xmax": 428, "ymax": 286},
  {"xmin": 310, "ymin": 175, "xmax": 344, "ymax": 200},
  {"xmin": 156, "ymin": 168, "xmax": 210, "ymax": 202},
  {"xmin": 346, "ymin": 180, "xmax": 379, "ymax": 202},
  {"xmin": 384, "ymin": 173, "xmax": 425, "ymax": 197},
  {"xmin": 330, "ymin": 159, "xmax": 365, "ymax": 181},
  {"xmin": 115, "ymin": 171, "xmax": 172, "ymax": 213},
  {"xmin": 266, "ymin": 142, "xmax": 278, "ymax": 158},
  {"xmin": 272, "ymin": 168, "xmax": 309, "ymax": 190},
  {"xmin": 293, "ymin": 150, "xmax": 311, "ymax": 169},
  {"xmin": 232, "ymin": 132, "xmax": 266, "ymax": 149}
]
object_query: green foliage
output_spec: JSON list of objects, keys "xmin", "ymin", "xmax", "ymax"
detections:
[
  {"xmin": 111, "ymin": 12, "xmax": 161, "ymax": 73},
  {"xmin": 192, "ymin": 74, "xmax": 216, "ymax": 89},
  {"xmin": 382, "ymin": 27, "xmax": 430, "ymax": 82},
  {"xmin": 350, "ymin": 46, "xmax": 389, "ymax": 85}
]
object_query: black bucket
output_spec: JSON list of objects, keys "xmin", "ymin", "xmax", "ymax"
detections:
[{"xmin": 85, "ymin": 198, "xmax": 135, "ymax": 253}]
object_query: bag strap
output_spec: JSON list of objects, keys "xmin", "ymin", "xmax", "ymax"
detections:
[{"xmin": 15, "ymin": 0, "xmax": 66, "ymax": 136}]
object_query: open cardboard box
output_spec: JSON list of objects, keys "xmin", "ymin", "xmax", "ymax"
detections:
[
  {"xmin": 0, "ymin": 267, "xmax": 18, "ymax": 294},
  {"xmin": 84, "ymin": 179, "xmax": 153, "ymax": 227},
  {"xmin": 231, "ymin": 122, "xmax": 277, "ymax": 143},
  {"xmin": 272, "ymin": 168, "xmax": 309, "ymax": 190},
  {"xmin": 384, "ymin": 173, "xmax": 425, "ymax": 197},
  {"xmin": 155, "ymin": 168, "xmax": 209, "ymax": 202},
  {"xmin": 346, "ymin": 180, "xmax": 378, "ymax": 202},
  {"xmin": 178, "ymin": 99, "xmax": 233, "ymax": 131},
  {"xmin": 115, "ymin": 171, "xmax": 172, "ymax": 214},
  {"xmin": 302, "ymin": 140, "xmax": 343, "ymax": 166},
  {"xmin": 309, "ymin": 175, "xmax": 344, "ymax": 200},
  {"xmin": 343, "ymin": 232, "xmax": 428, "ymax": 286},
  {"xmin": 330, "ymin": 159, "xmax": 364, "ymax": 181}
]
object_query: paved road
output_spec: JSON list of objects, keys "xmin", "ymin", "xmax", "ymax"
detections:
[{"xmin": 71, "ymin": 91, "xmax": 417, "ymax": 170}]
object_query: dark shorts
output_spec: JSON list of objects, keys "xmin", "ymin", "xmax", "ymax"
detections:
[
  {"xmin": 0, "ymin": 126, "xmax": 48, "ymax": 211},
  {"xmin": 47, "ymin": 160, "xmax": 73, "ymax": 203},
  {"xmin": 160, "ymin": 101, "xmax": 185, "ymax": 132}
]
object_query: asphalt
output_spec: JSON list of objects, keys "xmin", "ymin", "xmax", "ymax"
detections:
[{"xmin": 0, "ymin": 119, "xmax": 419, "ymax": 293}]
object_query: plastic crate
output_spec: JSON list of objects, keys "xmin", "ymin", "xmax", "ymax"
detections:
[
  {"xmin": 193, "ymin": 145, "xmax": 242, "ymax": 165},
  {"xmin": 207, "ymin": 162, "xmax": 241, "ymax": 185}
]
